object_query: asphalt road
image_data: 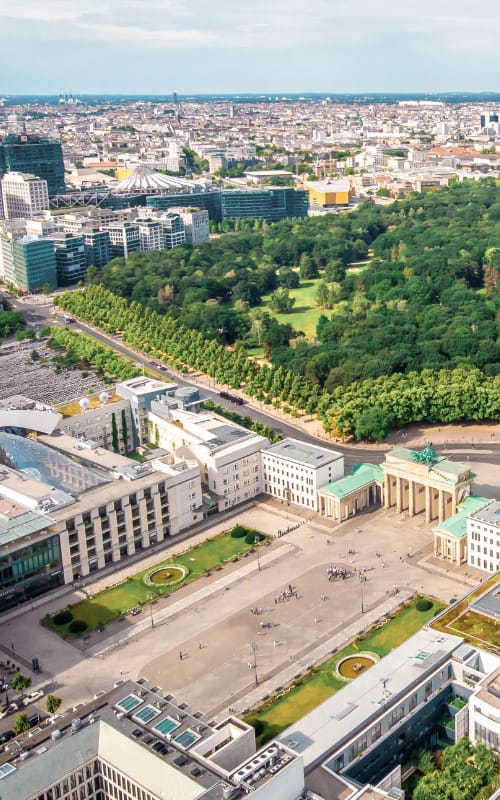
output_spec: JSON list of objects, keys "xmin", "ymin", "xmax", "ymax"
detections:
[{"xmin": 9, "ymin": 292, "xmax": 500, "ymax": 471}]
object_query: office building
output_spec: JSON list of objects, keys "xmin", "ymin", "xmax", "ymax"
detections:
[
  {"xmin": 50, "ymin": 232, "xmax": 87, "ymax": 285},
  {"xmin": 467, "ymin": 499, "xmax": 500, "ymax": 573},
  {"xmin": 172, "ymin": 207, "xmax": 210, "ymax": 245},
  {"xmin": 262, "ymin": 438, "xmax": 344, "ymax": 511},
  {"xmin": 84, "ymin": 229, "xmax": 111, "ymax": 268},
  {"xmin": 0, "ymin": 680, "xmax": 304, "ymax": 800},
  {"xmin": 147, "ymin": 189, "xmax": 222, "ymax": 222},
  {"xmin": 221, "ymin": 188, "xmax": 309, "ymax": 223},
  {"xmin": 161, "ymin": 212, "xmax": 185, "ymax": 249},
  {"xmin": 107, "ymin": 222, "xmax": 140, "ymax": 258},
  {"xmin": 138, "ymin": 219, "xmax": 164, "ymax": 252},
  {"xmin": 0, "ymin": 232, "xmax": 57, "ymax": 292},
  {"xmin": 1, "ymin": 172, "xmax": 49, "ymax": 220},
  {"xmin": 0, "ymin": 133, "xmax": 65, "ymax": 195},
  {"xmin": 279, "ymin": 628, "xmax": 500, "ymax": 795},
  {"xmin": 55, "ymin": 392, "xmax": 134, "ymax": 454},
  {"xmin": 0, "ymin": 426, "xmax": 203, "ymax": 609}
]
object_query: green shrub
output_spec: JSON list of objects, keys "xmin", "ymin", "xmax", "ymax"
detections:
[
  {"xmin": 52, "ymin": 610, "xmax": 73, "ymax": 626},
  {"xmin": 416, "ymin": 598, "xmax": 432, "ymax": 612},
  {"xmin": 68, "ymin": 619, "xmax": 88, "ymax": 634},
  {"xmin": 245, "ymin": 530, "xmax": 263, "ymax": 545},
  {"xmin": 230, "ymin": 525, "xmax": 247, "ymax": 539}
]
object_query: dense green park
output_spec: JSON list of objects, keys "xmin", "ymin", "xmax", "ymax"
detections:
[{"xmin": 56, "ymin": 179, "xmax": 500, "ymax": 440}]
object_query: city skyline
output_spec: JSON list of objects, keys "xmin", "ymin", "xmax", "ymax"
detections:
[{"xmin": 1, "ymin": 0, "xmax": 499, "ymax": 95}]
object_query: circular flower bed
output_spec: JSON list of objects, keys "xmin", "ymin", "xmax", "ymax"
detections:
[
  {"xmin": 336, "ymin": 653, "xmax": 378, "ymax": 680},
  {"xmin": 144, "ymin": 564, "xmax": 187, "ymax": 588}
]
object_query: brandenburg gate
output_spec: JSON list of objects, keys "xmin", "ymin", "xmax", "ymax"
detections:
[{"xmin": 382, "ymin": 444, "xmax": 474, "ymax": 524}]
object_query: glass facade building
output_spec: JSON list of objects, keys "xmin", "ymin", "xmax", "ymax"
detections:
[
  {"xmin": 50, "ymin": 232, "xmax": 87, "ymax": 285},
  {"xmin": 84, "ymin": 229, "xmax": 111, "ymax": 269},
  {"xmin": 1, "ymin": 134, "xmax": 65, "ymax": 195},
  {"xmin": 0, "ymin": 527, "xmax": 63, "ymax": 612},
  {"xmin": 221, "ymin": 188, "xmax": 309, "ymax": 222},
  {"xmin": 11, "ymin": 236, "xmax": 57, "ymax": 292},
  {"xmin": 147, "ymin": 189, "xmax": 222, "ymax": 221}
]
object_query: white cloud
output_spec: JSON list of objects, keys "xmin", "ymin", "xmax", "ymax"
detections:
[{"xmin": 0, "ymin": 0, "xmax": 499, "ymax": 56}]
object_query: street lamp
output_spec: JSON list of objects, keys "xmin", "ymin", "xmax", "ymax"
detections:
[
  {"xmin": 250, "ymin": 642, "xmax": 258, "ymax": 687},
  {"xmin": 149, "ymin": 594, "xmax": 155, "ymax": 629},
  {"xmin": 255, "ymin": 535, "xmax": 261, "ymax": 572},
  {"xmin": 359, "ymin": 573, "xmax": 365, "ymax": 614}
]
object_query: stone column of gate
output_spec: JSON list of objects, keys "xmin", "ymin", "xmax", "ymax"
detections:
[
  {"xmin": 425, "ymin": 485, "xmax": 432, "ymax": 523},
  {"xmin": 396, "ymin": 476, "xmax": 402, "ymax": 513},
  {"xmin": 438, "ymin": 490, "xmax": 445, "ymax": 523},
  {"xmin": 408, "ymin": 480, "xmax": 415, "ymax": 517}
]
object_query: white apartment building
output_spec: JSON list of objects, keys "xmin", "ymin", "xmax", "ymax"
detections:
[
  {"xmin": 1, "ymin": 172, "xmax": 49, "ymax": 220},
  {"xmin": 467, "ymin": 499, "xmax": 500, "ymax": 574},
  {"xmin": 170, "ymin": 207, "xmax": 210, "ymax": 245},
  {"xmin": 262, "ymin": 438, "xmax": 344, "ymax": 511},
  {"xmin": 148, "ymin": 404, "xmax": 266, "ymax": 511}
]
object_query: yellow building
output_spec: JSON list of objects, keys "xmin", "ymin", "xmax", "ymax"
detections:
[{"xmin": 305, "ymin": 179, "xmax": 353, "ymax": 208}]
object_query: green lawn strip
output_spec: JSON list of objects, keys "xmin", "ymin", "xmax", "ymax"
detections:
[
  {"xmin": 45, "ymin": 527, "xmax": 264, "ymax": 637},
  {"xmin": 246, "ymin": 597, "xmax": 443, "ymax": 746}
]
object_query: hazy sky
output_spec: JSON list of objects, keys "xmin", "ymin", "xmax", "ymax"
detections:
[{"xmin": 1, "ymin": 0, "xmax": 499, "ymax": 94}]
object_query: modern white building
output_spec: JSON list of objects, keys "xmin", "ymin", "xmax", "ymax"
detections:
[
  {"xmin": 148, "ymin": 404, "xmax": 266, "ymax": 511},
  {"xmin": 467, "ymin": 499, "xmax": 500, "ymax": 574},
  {"xmin": 261, "ymin": 438, "xmax": 344, "ymax": 511},
  {"xmin": 470, "ymin": 664, "xmax": 500, "ymax": 756},
  {"xmin": 0, "ymin": 171, "xmax": 49, "ymax": 220}
]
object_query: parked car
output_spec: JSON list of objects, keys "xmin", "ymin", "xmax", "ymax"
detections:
[
  {"xmin": 0, "ymin": 703, "xmax": 18, "ymax": 719},
  {"xmin": 23, "ymin": 690, "xmax": 44, "ymax": 707},
  {"xmin": 0, "ymin": 730, "xmax": 15, "ymax": 744}
]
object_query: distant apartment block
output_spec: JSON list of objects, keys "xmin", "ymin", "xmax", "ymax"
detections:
[{"xmin": 1, "ymin": 172, "xmax": 49, "ymax": 220}]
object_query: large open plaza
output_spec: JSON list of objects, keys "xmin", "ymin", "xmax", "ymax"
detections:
[{"xmin": 0, "ymin": 498, "xmax": 483, "ymax": 732}]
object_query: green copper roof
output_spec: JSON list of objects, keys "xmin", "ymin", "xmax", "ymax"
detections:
[
  {"xmin": 319, "ymin": 463, "xmax": 384, "ymax": 499},
  {"xmin": 433, "ymin": 496, "xmax": 490, "ymax": 540}
]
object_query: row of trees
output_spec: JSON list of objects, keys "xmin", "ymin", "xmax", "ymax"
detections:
[
  {"xmin": 55, "ymin": 285, "xmax": 500, "ymax": 440},
  {"xmin": 48, "ymin": 327, "xmax": 141, "ymax": 382}
]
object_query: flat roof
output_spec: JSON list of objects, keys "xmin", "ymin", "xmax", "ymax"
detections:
[
  {"xmin": 38, "ymin": 433, "xmax": 154, "ymax": 480},
  {"xmin": 0, "ymin": 509, "xmax": 53, "ymax": 546},
  {"xmin": 117, "ymin": 377, "xmax": 175, "ymax": 397},
  {"xmin": 433, "ymin": 496, "xmax": 490, "ymax": 540},
  {"xmin": 279, "ymin": 628, "xmax": 463, "ymax": 770},
  {"xmin": 263, "ymin": 438, "xmax": 342, "ymax": 469},
  {"xmin": 318, "ymin": 463, "xmax": 384, "ymax": 499},
  {"xmin": 469, "ymin": 499, "xmax": 500, "ymax": 527}
]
